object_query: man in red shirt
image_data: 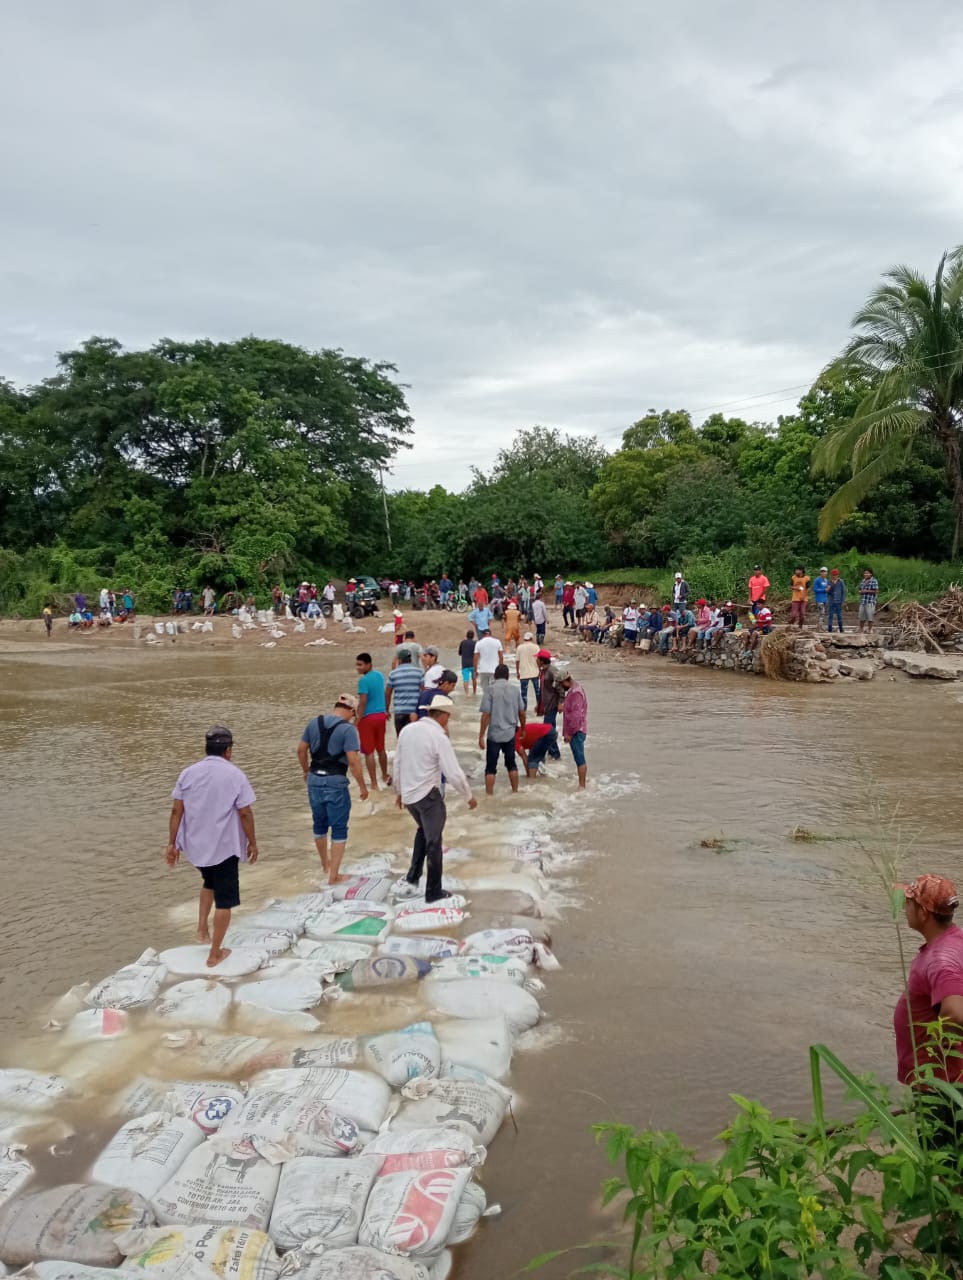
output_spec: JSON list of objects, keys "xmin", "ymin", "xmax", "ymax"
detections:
[
  {"xmin": 748, "ymin": 565, "xmax": 770, "ymax": 616},
  {"xmin": 515, "ymin": 721, "xmax": 557, "ymax": 778},
  {"xmin": 894, "ymin": 874, "xmax": 963, "ymax": 1088}
]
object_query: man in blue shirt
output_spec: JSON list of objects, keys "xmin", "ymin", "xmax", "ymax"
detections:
[
  {"xmin": 418, "ymin": 670, "xmax": 459, "ymax": 716},
  {"xmin": 585, "ymin": 582, "xmax": 598, "ymax": 607},
  {"xmin": 297, "ymin": 694, "xmax": 368, "ymax": 885},
  {"xmin": 827, "ymin": 569, "xmax": 846, "ymax": 633},
  {"xmin": 469, "ymin": 603, "xmax": 493, "ymax": 634},
  {"xmin": 438, "ymin": 574, "xmax": 453, "ymax": 605},
  {"xmin": 813, "ymin": 567, "xmax": 830, "ymax": 630},
  {"xmin": 386, "ymin": 649, "xmax": 424, "ymax": 736},
  {"xmin": 356, "ymin": 652, "xmax": 390, "ymax": 791}
]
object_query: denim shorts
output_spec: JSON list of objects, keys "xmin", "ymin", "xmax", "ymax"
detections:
[
  {"xmin": 569, "ymin": 730, "xmax": 586, "ymax": 768},
  {"xmin": 307, "ymin": 776, "xmax": 351, "ymax": 841}
]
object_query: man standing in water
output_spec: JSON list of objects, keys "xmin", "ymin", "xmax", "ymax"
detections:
[
  {"xmin": 394, "ymin": 697, "xmax": 477, "ymax": 901},
  {"xmin": 166, "ymin": 726, "xmax": 258, "ymax": 969},
  {"xmin": 356, "ymin": 652, "xmax": 390, "ymax": 791},
  {"xmin": 559, "ymin": 670, "xmax": 588, "ymax": 789},
  {"xmin": 479, "ymin": 663, "xmax": 525, "ymax": 795},
  {"xmin": 297, "ymin": 694, "xmax": 368, "ymax": 884},
  {"xmin": 535, "ymin": 648, "xmax": 563, "ymax": 760}
]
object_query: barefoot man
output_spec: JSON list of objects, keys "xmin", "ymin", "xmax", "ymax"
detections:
[
  {"xmin": 166, "ymin": 725, "xmax": 259, "ymax": 968},
  {"xmin": 297, "ymin": 693, "xmax": 368, "ymax": 884}
]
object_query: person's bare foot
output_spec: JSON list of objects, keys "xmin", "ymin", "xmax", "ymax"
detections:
[
  {"xmin": 206, "ymin": 947, "xmax": 232, "ymax": 968},
  {"xmin": 196, "ymin": 930, "xmax": 212, "ymax": 944},
  {"xmin": 383, "ymin": 775, "xmax": 392, "ymax": 787},
  {"xmin": 328, "ymin": 874, "xmax": 349, "ymax": 885}
]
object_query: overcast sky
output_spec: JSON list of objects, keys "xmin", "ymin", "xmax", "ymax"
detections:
[{"xmin": 2, "ymin": 2, "xmax": 962, "ymax": 489}]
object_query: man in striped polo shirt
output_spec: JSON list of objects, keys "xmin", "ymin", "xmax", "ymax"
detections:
[{"xmin": 386, "ymin": 648, "xmax": 424, "ymax": 737}]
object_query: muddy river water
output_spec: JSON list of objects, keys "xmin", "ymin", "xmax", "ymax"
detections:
[{"xmin": 2, "ymin": 634, "xmax": 963, "ymax": 1276}]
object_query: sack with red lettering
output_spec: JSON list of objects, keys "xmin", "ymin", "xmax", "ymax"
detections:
[
  {"xmin": 358, "ymin": 1166, "xmax": 470, "ymax": 1257},
  {"xmin": 283, "ymin": 1245, "xmax": 430, "ymax": 1280},
  {"xmin": 361, "ymin": 1126, "xmax": 484, "ymax": 1174}
]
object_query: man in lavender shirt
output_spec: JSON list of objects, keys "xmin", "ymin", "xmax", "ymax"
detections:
[{"xmin": 166, "ymin": 725, "xmax": 259, "ymax": 968}]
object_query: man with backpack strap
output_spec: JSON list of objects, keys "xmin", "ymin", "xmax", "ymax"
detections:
[{"xmin": 297, "ymin": 693, "xmax": 369, "ymax": 885}]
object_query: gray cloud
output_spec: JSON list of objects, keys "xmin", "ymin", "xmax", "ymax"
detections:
[{"xmin": 2, "ymin": 0, "xmax": 962, "ymax": 488}]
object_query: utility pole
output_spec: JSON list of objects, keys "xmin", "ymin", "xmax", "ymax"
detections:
[{"xmin": 379, "ymin": 467, "xmax": 392, "ymax": 551}]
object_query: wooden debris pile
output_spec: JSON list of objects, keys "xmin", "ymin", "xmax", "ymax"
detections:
[{"xmin": 891, "ymin": 586, "xmax": 963, "ymax": 653}]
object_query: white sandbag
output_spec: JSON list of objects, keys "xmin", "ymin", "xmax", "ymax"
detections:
[
  {"xmin": 362, "ymin": 1025, "xmax": 440, "ymax": 1089},
  {"xmin": 247, "ymin": 1068, "xmax": 390, "ymax": 1133},
  {"xmin": 362, "ymin": 1126, "xmax": 484, "ymax": 1172},
  {"xmin": 471, "ymin": 912, "xmax": 551, "ymax": 944},
  {"xmin": 429, "ymin": 955, "xmax": 529, "ymax": 985},
  {"xmin": 231, "ymin": 1005, "xmax": 321, "ymax": 1037},
  {"xmin": 0, "ymin": 1070, "xmax": 75, "ymax": 1114},
  {"xmin": 289, "ymin": 892, "xmax": 335, "ymax": 913},
  {"xmin": 340, "ymin": 956, "xmax": 431, "ymax": 991},
  {"xmin": 329, "ymin": 877, "xmax": 393, "ymax": 904},
  {"xmin": 234, "ymin": 974, "xmax": 325, "ymax": 1013},
  {"xmin": 378, "ymin": 937, "xmax": 461, "ymax": 961},
  {"xmin": 393, "ymin": 907, "xmax": 465, "ymax": 934},
  {"xmin": 359, "ymin": 1167, "xmax": 470, "ymax": 1259},
  {"xmin": 146, "ymin": 979, "xmax": 232, "ymax": 1029},
  {"xmin": 466, "ymin": 887, "xmax": 542, "ymax": 917},
  {"xmin": 293, "ymin": 940, "xmax": 374, "ymax": 970},
  {"xmin": 391, "ymin": 877, "xmax": 463, "ymax": 901},
  {"xmin": 111, "ymin": 1078, "xmax": 244, "ymax": 1134},
  {"xmin": 459, "ymin": 928, "xmax": 535, "ymax": 959},
  {"xmin": 85, "ymin": 951, "xmax": 168, "ymax": 1010},
  {"xmin": 393, "ymin": 896, "xmax": 467, "ymax": 916},
  {"xmin": 62, "ymin": 1008, "xmax": 130, "ymax": 1041},
  {"xmin": 286, "ymin": 1039, "xmax": 361, "ymax": 1069},
  {"xmin": 424, "ymin": 977, "xmax": 539, "ymax": 1035},
  {"xmin": 447, "ymin": 1180, "xmax": 491, "ymax": 1244},
  {"xmin": 159, "ymin": 1033, "xmax": 285, "ymax": 1076},
  {"xmin": 160, "ymin": 946, "xmax": 267, "ymax": 978},
  {"xmin": 26, "ymin": 1265, "xmax": 121, "ymax": 1280},
  {"xmin": 269, "ymin": 1155, "xmax": 382, "ymax": 1249},
  {"xmin": 117, "ymin": 1224, "xmax": 281, "ymax": 1280},
  {"xmin": 91, "ymin": 1113, "xmax": 204, "ymax": 1199},
  {"xmin": 243, "ymin": 905, "xmax": 308, "ymax": 935},
  {"xmin": 0, "ymin": 1146, "xmax": 32, "ymax": 1210},
  {"xmin": 391, "ymin": 1078, "xmax": 510, "ymax": 1146},
  {"xmin": 287, "ymin": 1247, "xmax": 430, "ymax": 1280},
  {"xmin": 341, "ymin": 854, "xmax": 396, "ymax": 876},
  {"xmin": 154, "ymin": 622, "xmax": 165, "ymax": 634},
  {"xmin": 153, "ymin": 1138, "xmax": 281, "ymax": 1230},
  {"xmin": 435, "ymin": 1018, "xmax": 513, "ymax": 1082},
  {"xmin": 45, "ymin": 984, "xmax": 93, "ymax": 1029},
  {"xmin": 218, "ymin": 1092, "xmax": 361, "ymax": 1161},
  {"xmin": 303, "ymin": 905, "xmax": 394, "ymax": 946},
  {"xmin": 225, "ymin": 928, "xmax": 295, "ymax": 957},
  {"xmin": 0, "ymin": 1184, "xmax": 154, "ymax": 1266}
]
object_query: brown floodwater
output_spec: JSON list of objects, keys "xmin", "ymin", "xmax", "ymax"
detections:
[{"xmin": 2, "ymin": 633, "xmax": 963, "ymax": 1277}]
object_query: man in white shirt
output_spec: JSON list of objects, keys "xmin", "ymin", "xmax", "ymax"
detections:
[
  {"xmin": 473, "ymin": 629, "xmax": 504, "ymax": 692},
  {"xmin": 323, "ymin": 581, "xmax": 336, "ymax": 603},
  {"xmin": 394, "ymin": 698, "xmax": 477, "ymax": 901},
  {"xmin": 421, "ymin": 646, "xmax": 446, "ymax": 689},
  {"xmin": 515, "ymin": 631, "xmax": 541, "ymax": 710}
]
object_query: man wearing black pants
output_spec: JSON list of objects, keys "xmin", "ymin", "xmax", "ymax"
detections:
[
  {"xmin": 478, "ymin": 663, "xmax": 525, "ymax": 795},
  {"xmin": 394, "ymin": 697, "xmax": 477, "ymax": 901}
]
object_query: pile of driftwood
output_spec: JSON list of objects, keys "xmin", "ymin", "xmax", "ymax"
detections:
[{"xmin": 891, "ymin": 586, "xmax": 963, "ymax": 653}]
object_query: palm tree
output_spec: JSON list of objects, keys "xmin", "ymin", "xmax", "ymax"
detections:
[{"xmin": 813, "ymin": 248, "xmax": 963, "ymax": 556}]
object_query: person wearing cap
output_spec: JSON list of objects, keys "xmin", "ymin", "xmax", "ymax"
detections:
[
  {"xmin": 355, "ymin": 652, "xmax": 390, "ymax": 791},
  {"xmin": 515, "ymin": 631, "xmax": 541, "ymax": 708},
  {"xmin": 559, "ymin": 670, "xmax": 588, "ymax": 789},
  {"xmin": 474, "ymin": 629, "xmax": 504, "ymax": 692},
  {"xmin": 297, "ymin": 694, "xmax": 368, "ymax": 885},
  {"xmin": 748, "ymin": 566, "xmax": 769, "ymax": 615},
  {"xmin": 421, "ymin": 646, "xmax": 446, "ymax": 689},
  {"xmin": 394, "ymin": 696, "xmax": 477, "ymax": 901},
  {"xmin": 345, "ymin": 578, "xmax": 357, "ymax": 606},
  {"xmin": 479, "ymin": 663, "xmax": 526, "ymax": 795},
  {"xmin": 894, "ymin": 874, "xmax": 963, "ymax": 1093},
  {"xmin": 458, "ymin": 629, "xmax": 477, "ymax": 696},
  {"xmin": 672, "ymin": 572, "xmax": 690, "ymax": 609},
  {"xmin": 621, "ymin": 601, "xmax": 640, "ymax": 649},
  {"xmin": 711, "ymin": 601, "xmax": 739, "ymax": 648},
  {"xmin": 577, "ymin": 603, "xmax": 599, "ymax": 642},
  {"xmin": 515, "ymin": 719, "xmax": 558, "ymax": 777},
  {"xmin": 686, "ymin": 599, "xmax": 712, "ymax": 650},
  {"xmin": 573, "ymin": 582, "xmax": 588, "ymax": 624},
  {"xmin": 535, "ymin": 649, "xmax": 563, "ymax": 759},
  {"xmin": 827, "ymin": 569, "xmax": 846, "ymax": 633},
  {"xmin": 561, "ymin": 581, "xmax": 576, "ymax": 628},
  {"xmin": 585, "ymin": 581, "xmax": 597, "ymax": 608},
  {"xmin": 789, "ymin": 565, "xmax": 811, "ymax": 627},
  {"xmin": 813, "ymin": 567, "xmax": 830, "ymax": 629},
  {"xmin": 531, "ymin": 592, "xmax": 548, "ymax": 644},
  {"xmin": 858, "ymin": 568, "xmax": 880, "ymax": 633},
  {"xmin": 417, "ymin": 669, "xmax": 459, "ymax": 717},
  {"xmin": 386, "ymin": 647, "xmax": 425, "ymax": 734},
  {"xmin": 166, "ymin": 726, "xmax": 259, "ymax": 969},
  {"xmin": 393, "ymin": 609, "xmax": 405, "ymax": 646}
]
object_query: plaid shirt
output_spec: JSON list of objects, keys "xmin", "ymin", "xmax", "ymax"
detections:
[{"xmin": 859, "ymin": 576, "xmax": 879, "ymax": 604}]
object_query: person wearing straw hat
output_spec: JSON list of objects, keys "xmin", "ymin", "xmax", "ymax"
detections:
[
  {"xmin": 297, "ymin": 693, "xmax": 368, "ymax": 886},
  {"xmin": 392, "ymin": 608, "xmax": 405, "ymax": 645},
  {"xmin": 394, "ymin": 696, "xmax": 477, "ymax": 901}
]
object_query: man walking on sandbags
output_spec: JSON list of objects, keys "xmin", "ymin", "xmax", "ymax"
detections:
[
  {"xmin": 297, "ymin": 693, "xmax": 369, "ymax": 885},
  {"xmin": 479, "ymin": 663, "xmax": 526, "ymax": 795},
  {"xmin": 394, "ymin": 697, "xmax": 477, "ymax": 902},
  {"xmin": 166, "ymin": 725, "xmax": 259, "ymax": 969}
]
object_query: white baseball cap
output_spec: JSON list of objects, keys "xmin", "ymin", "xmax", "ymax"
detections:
[{"xmin": 523, "ymin": 631, "xmax": 533, "ymax": 640}]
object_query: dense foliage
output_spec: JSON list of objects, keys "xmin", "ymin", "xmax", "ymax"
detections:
[{"xmin": 2, "ymin": 250, "xmax": 962, "ymax": 615}]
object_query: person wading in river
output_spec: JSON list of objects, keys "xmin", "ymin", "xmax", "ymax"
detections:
[
  {"xmin": 355, "ymin": 652, "xmax": 390, "ymax": 791},
  {"xmin": 394, "ymin": 697, "xmax": 477, "ymax": 901},
  {"xmin": 479, "ymin": 663, "xmax": 526, "ymax": 795},
  {"xmin": 297, "ymin": 694, "xmax": 368, "ymax": 885},
  {"xmin": 559, "ymin": 670, "xmax": 588, "ymax": 790},
  {"xmin": 166, "ymin": 725, "xmax": 259, "ymax": 969}
]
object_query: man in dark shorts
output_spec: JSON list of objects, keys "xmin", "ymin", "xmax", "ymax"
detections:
[
  {"xmin": 297, "ymin": 693, "xmax": 368, "ymax": 884},
  {"xmin": 479, "ymin": 663, "xmax": 525, "ymax": 795},
  {"xmin": 166, "ymin": 725, "xmax": 259, "ymax": 969},
  {"xmin": 458, "ymin": 630, "xmax": 477, "ymax": 696}
]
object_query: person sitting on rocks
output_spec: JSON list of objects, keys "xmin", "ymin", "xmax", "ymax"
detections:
[
  {"xmin": 743, "ymin": 605, "xmax": 774, "ymax": 654},
  {"xmin": 673, "ymin": 605, "xmax": 696, "ymax": 651},
  {"xmin": 711, "ymin": 601, "xmax": 739, "ymax": 648},
  {"xmin": 640, "ymin": 606, "xmax": 662, "ymax": 650},
  {"xmin": 700, "ymin": 603, "xmax": 727, "ymax": 650},
  {"xmin": 687, "ymin": 599, "xmax": 712, "ymax": 650},
  {"xmin": 577, "ymin": 603, "xmax": 599, "ymax": 641},
  {"xmin": 657, "ymin": 606, "xmax": 677, "ymax": 653}
]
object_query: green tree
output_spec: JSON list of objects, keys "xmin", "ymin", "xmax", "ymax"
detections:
[{"xmin": 814, "ymin": 248, "xmax": 963, "ymax": 555}]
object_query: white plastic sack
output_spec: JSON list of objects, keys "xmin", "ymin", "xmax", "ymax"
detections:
[
  {"xmin": 24, "ymin": 1266, "xmax": 121, "ymax": 1280},
  {"xmin": 111, "ymin": 1078, "xmax": 244, "ymax": 1134},
  {"xmin": 391, "ymin": 1078, "xmax": 510, "ymax": 1146},
  {"xmin": 0, "ymin": 1184, "xmax": 154, "ymax": 1266},
  {"xmin": 225, "ymin": 928, "xmax": 295, "ymax": 957},
  {"xmin": 293, "ymin": 940, "xmax": 374, "ymax": 971},
  {"xmin": 286, "ymin": 1247, "xmax": 429, "ymax": 1280},
  {"xmin": 340, "ymin": 956, "xmax": 431, "ymax": 991},
  {"xmin": 423, "ymin": 978, "xmax": 539, "ymax": 1035},
  {"xmin": 378, "ymin": 937, "xmax": 460, "ymax": 961},
  {"xmin": 232, "ymin": 1005, "xmax": 321, "ymax": 1037},
  {"xmin": 0, "ymin": 1070, "xmax": 75, "ymax": 1114},
  {"xmin": 44, "ymin": 983, "xmax": 93, "ymax": 1030},
  {"xmin": 234, "ymin": 974, "xmax": 325, "ymax": 1013},
  {"xmin": 429, "ymin": 955, "xmax": 529, "ymax": 985},
  {"xmin": 152, "ymin": 1138, "xmax": 281, "ymax": 1230},
  {"xmin": 329, "ymin": 877, "xmax": 393, "ymax": 904},
  {"xmin": 85, "ymin": 951, "xmax": 168, "ymax": 1010},
  {"xmin": 394, "ymin": 896, "xmax": 467, "ymax": 916},
  {"xmin": 393, "ymin": 907, "xmax": 465, "ymax": 934},
  {"xmin": 62, "ymin": 1008, "xmax": 130, "ymax": 1041},
  {"xmin": 269, "ymin": 1155, "xmax": 382, "ymax": 1249},
  {"xmin": 359, "ymin": 1167, "xmax": 470, "ymax": 1258},
  {"xmin": 459, "ymin": 928, "xmax": 535, "ymax": 959},
  {"xmin": 362, "ymin": 1126, "xmax": 484, "ymax": 1173},
  {"xmin": 243, "ymin": 905, "xmax": 309, "ymax": 935},
  {"xmin": 435, "ymin": 1017, "xmax": 513, "ymax": 1082},
  {"xmin": 447, "ymin": 1180, "xmax": 491, "ymax": 1244},
  {"xmin": 302, "ymin": 905, "xmax": 394, "ymax": 946},
  {"xmin": 118, "ymin": 1225, "xmax": 280, "ymax": 1280},
  {"xmin": 362, "ymin": 1024, "xmax": 440, "ymax": 1088},
  {"xmin": 160, "ymin": 946, "xmax": 267, "ymax": 978},
  {"xmin": 159, "ymin": 1033, "xmax": 285, "ymax": 1076},
  {"xmin": 219, "ymin": 1092, "xmax": 362, "ymax": 1160},
  {"xmin": 91, "ymin": 1112, "xmax": 204, "ymax": 1198},
  {"xmin": 146, "ymin": 979, "xmax": 232, "ymax": 1030},
  {"xmin": 0, "ymin": 1146, "xmax": 32, "ymax": 1210},
  {"xmin": 287, "ymin": 1038, "xmax": 361, "ymax": 1069},
  {"xmin": 248, "ymin": 1068, "xmax": 390, "ymax": 1133}
]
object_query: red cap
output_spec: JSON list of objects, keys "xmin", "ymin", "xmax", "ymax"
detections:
[
  {"xmin": 831, "ymin": 568, "xmax": 840, "ymax": 576},
  {"xmin": 696, "ymin": 598, "xmax": 707, "ymax": 605},
  {"xmin": 896, "ymin": 874, "xmax": 959, "ymax": 914},
  {"xmin": 536, "ymin": 648, "xmax": 552, "ymax": 660}
]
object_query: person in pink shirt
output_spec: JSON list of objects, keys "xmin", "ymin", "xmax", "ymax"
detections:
[
  {"xmin": 166, "ymin": 725, "xmax": 259, "ymax": 969},
  {"xmin": 559, "ymin": 670, "xmax": 588, "ymax": 790}
]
